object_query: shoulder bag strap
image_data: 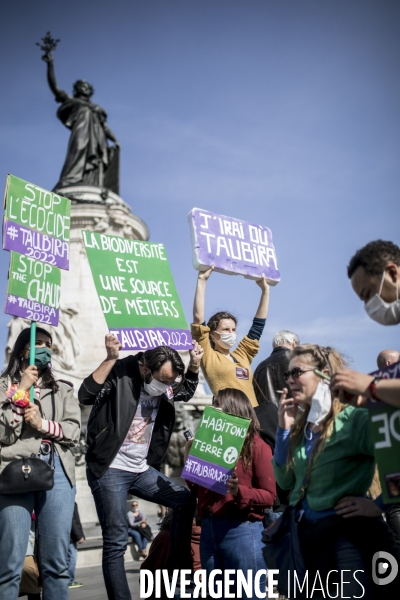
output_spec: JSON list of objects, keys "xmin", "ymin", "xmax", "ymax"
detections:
[
  {"xmin": 48, "ymin": 392, "xmax": 56, "ymax": 470},
  {"xmin": 253, "ymin": 376, "xmax": 268, "ymax": 403}
]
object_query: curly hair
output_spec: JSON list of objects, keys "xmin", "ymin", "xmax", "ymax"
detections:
[
  {"xmin": 286, "ymin": 344, "xmax": 348, "ymax": 476},
  {"xmin": 213, "ymin": 388, "xmax": 260, "ymax": 470},
  {"xmin": 206, "ymin": 311, "xmax": 237, "ymax": 349},
  {"xmin": 347, "ymin": 240, "xmax": 400, "ymax": 278}
]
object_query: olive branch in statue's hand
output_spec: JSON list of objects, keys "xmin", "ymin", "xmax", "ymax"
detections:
[{"xmin": 36, "ymin": 31, "xmax": 60, "ymax": 62}]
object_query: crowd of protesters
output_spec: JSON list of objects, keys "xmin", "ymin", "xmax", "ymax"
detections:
[{"xmin": 0, "ymin": 238, "xmax": 399, "ymax": 600}]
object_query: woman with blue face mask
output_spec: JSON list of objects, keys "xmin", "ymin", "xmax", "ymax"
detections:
[
  {"xmin": 0, "ymin": 326, "xmax": 80, "ymax": 600},
  {"xmin": 191, "ymin": 266, "xmax": 270, "ymax": 407}
]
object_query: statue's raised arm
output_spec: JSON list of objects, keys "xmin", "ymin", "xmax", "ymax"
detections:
[
  {"xmin": 37, "ymin": 32, "xmax": 120, "ymax": 194},
  {"xmin": 37, "ymin": 32, "xmax": 67, "ymax": 102}
]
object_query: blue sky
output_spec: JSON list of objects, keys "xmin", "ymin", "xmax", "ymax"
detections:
[{"xmin": 0, "ymin": 0, "xmax": 399, "ymax": 373}]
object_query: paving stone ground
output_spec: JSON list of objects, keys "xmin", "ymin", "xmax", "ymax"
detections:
[{"xmin": 69, "ymin": 563, "xmax": 142, "ymax": 599}]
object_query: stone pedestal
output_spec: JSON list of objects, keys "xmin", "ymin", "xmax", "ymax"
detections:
[{"xmin": 48, "ymin": 185, "xmax": 150, "ymax": 388}]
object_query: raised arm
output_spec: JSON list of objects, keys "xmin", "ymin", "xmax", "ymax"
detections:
[
  {"xmin": 42, "ymin": 54, "xmax": 67, "ymax": 102},
  {"xmin": 193, "ymin": 266, "xmax": 213, "ymax": 324},
  {"xmin": 92, "ymin": 334, "xmax": 121, "ymax": 384},
  {"xmin": 254, "ymin": 275, "xmax": 270, "ymax": 319},
  {"xmin": 78, "ymin": 334, "xmax": 121, "ymax": 405}
]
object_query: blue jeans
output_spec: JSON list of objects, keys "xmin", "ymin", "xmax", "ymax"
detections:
[
  {"xmin": 68, "ymin": 542, "xmax": 78, "ymax": 583},
  {"xmin": 128, "ymin": 528, "xmax": 148, "ymax": 552},
  {"xmin": 0, "ymin": 454, "xmax": 76, "ymax": 600},
  {"xmin": 87, "ymin": 465, "xmax": 196, "ymax": 600},
  {"xmin": 264, "ymin": 508, "xmax": 282, "ymax": 528},
  {"xmin": 200, "ymin": 515, "xmax": 266, "ymax": 600}
]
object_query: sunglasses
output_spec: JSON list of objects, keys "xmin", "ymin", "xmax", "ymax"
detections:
[{"xmin": 283, "ymin": 367, "xmax": 315, "ymax": 382}]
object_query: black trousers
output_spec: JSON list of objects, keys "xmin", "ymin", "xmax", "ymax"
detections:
[{"xmin": 298, "ymin": 514, "xmax": 400, "ymax": 599}]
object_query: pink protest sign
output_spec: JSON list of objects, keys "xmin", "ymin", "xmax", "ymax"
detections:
[{"xmin": 188, "ymin": 208, "xmax": 280, "ymax": 284}]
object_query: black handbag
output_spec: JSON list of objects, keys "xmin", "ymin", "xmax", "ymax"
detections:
[
  {"xmin": 0, "ymin": 393, "xmax": 56, "ymax": 495},
  {"xmin": 262, "ymin": 503, "xmax": 307, "ymax": 598}
]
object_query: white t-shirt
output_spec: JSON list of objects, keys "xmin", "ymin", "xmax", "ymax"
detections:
[{"xmin": 110, "ymin": 389, "xmax": 160, "ymax": 473}]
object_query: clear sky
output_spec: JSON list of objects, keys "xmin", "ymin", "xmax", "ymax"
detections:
[{"xmin": 0, "ymin": 0, "xmax": 399, "ymax": 374}]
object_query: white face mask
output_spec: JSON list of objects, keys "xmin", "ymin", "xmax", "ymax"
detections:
[
  {"xmin": 215, "ymin": 332, "xmax": 237, "ymax": 349},
  {"xmin": 364, "ymin": 271, "xmax": 400, "ymax": 326},
  {"xmin": 307, "ymin": 381, "xmax": 332, "ymax": 426},
  {"xmin": 143, "ymin": 377, "xmax": 169, "ymax": 397}
]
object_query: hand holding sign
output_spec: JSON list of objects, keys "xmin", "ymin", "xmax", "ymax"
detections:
[
  {"xmin": 19, "ymin": 365, "xmax": 39, "ymax": 392},
  {"xmin": 227, "ymin": 471, "xmax": 239, "ymax": 497},
  {"xmin": 198, "ymin": 266, "xmax": 214, "ymax": 281},
  {"xmin": 105, "ymin": 333, "xmax": 122, "ymax": 360},
  {"xmin": 188, "ymin": 340, "xmax": 204, "ymax": 370}
]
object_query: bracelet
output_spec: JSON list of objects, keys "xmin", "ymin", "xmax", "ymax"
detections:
[
  {"xmin": 368, "ymin": 377, "xmax": 383, "ymax": 401},
  {"xmin": 188, "ymin": 364, "xmax": 200, "ymax": 371},
  {"xmin": 6, "ymin": 384, "xmax": 30, "ymax": 407}
]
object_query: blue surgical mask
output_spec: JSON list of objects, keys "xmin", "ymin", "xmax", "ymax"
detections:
[{"xmin": 31, "ymin": 347, "xmax": 52, "ymax": 370}]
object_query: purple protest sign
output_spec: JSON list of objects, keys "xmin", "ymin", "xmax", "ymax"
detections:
[
  {"xmin": 188, "ymin": 208, "xmax": 280, "ymax": 284},
  {"xmin": 109, "ymin": 327, "xmax": 193, "ymax": 351},
  {"xmin": 4, "ymin": 294, "xmax": 59, "ymax": 326},
  {"xmin": 181, "ymin": 456, "xmax": 233, "ymax": 495},
  {"xmin": 3, "ymin": 220, "xmax": 69, "ymax": 270}
]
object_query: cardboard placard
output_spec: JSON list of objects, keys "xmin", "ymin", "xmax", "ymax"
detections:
[
  {"xmin": 3, "ymin": 174, "xmax": 71, "ymax": 269},
  {"xmin": 5, "ymin": 251, "xmax": 61, "ymax": 326},
  {"xmin": 82, "ymin": 230, "xmax": 192, "ymax": 351},
  {"xmin": 181, "ymin": 406, "xmax": 250, "ymax": 494},
  {"xmin": 368, "ymin": 361, "xmax": 400, "ymax": 504},
  {"xmin": 188, "ymin": 207, "xmax": 280, "ymax": 283}
]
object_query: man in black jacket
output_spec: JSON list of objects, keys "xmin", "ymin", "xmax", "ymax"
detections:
[
  {"xmin": 253, "ymin": 329, "xmax": 299, "ymax": 408},
  {"xmin": 79, "ymin": 334, "xmax": 203, "ymax": 600}
]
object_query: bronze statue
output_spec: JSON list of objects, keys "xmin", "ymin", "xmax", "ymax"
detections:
[{"xmin": 37, "ymin": 33, "xmax": 120, "ymax": 194}]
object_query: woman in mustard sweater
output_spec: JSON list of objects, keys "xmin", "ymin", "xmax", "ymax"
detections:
[
  {"xmin": 191, "ymin": 266, "xmax": 269, "ymax": 407},
  {"xmin": 273, "ymin": 344, "xmax": 400, "ymax": 599}
]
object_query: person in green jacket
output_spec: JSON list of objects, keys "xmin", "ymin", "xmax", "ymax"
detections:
[{"xmin": 273, "ymin": 343, "xmax": 400, "ymax": 599}]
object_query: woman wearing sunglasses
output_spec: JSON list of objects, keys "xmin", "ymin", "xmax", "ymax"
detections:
[
  {"xmin": 273, "ymin": 344, "xmax": 400, "ymax": 599},
  {"xmin": 191, "ymin": 266, "xmax": 270, "ymax": 407}
]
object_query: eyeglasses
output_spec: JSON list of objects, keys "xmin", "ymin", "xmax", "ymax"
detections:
[{"xmin": 283, "ymin": 367, "xmax": 315, "ymax": 382}]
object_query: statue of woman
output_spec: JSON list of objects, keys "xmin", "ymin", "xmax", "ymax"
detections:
[{"xmin": 42, "ymin": 50, "xmax": 120, "ymax": 191}]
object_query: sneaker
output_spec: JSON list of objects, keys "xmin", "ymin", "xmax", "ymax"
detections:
[{"xmin": 69, "ymin": 581, "xmax": 83, "ymax": 588}]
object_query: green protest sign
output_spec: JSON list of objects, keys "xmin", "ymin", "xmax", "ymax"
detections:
[
  {"xmin": 368, "ymin": 362, "xmax": 400, "ymax": 504},
  {"xmin": 5, "ymin": 251, "xmax": 61, "ymax": 326},
  {"xmin": 3, "ymin": 174, "xmax": 71, "ymax": 269},
  {"xmin": 82, "ymin": 230, "xmax": 192, "ymax": 351},
  {"xmin": 181, "ymin": 406, "xmax": 250, "ymax": 493}
]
